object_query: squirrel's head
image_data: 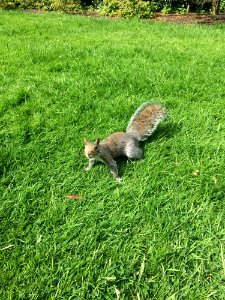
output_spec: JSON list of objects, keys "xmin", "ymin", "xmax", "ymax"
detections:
[{"xmin": 84, "ymin": 138, "xmax": 100, "ymax": 159}]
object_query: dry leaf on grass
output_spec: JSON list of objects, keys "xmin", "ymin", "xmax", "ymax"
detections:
[{"xmin": 65, "ymin": 195, "xmax": 86, "ymax": 199}]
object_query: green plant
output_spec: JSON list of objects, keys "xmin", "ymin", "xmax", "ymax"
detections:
[
  {"xmin": 50, "ymin": 0, "xmax": 83, "ymax": 12},
  {"xmin": 161, "ymin": 3, "xmax": 173, "ymax": 13},
  {"xmin": 177, "ymin": 4, "xmax": 187, "ymax": 14},
  {"xmin": 0, "ymin": 0, "xmax": 85, "ymax": 11},
  {"xmin": 220, "ymin": 0, "xmax": 225, "ymax": 11},
  {"xmin": 99, "ymin": 0, "xmax": 152, "ymax": 18},
  {"xmin": 98, "ymin": 0, "xmax": 120, "ymax": 15}
]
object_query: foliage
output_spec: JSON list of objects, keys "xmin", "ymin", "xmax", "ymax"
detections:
[
  {"xmin": 152, "ymin": 0, "xmax": 213, "ymax": 13},
  {"xmin": 0, "ymin": 0, "xmax": 225, "ymax": 15},
  {"xmin": 98, "ymin": 0, "xmax": 152, "ymax": 18},
  {"xmin": 221, "ymin": 0, "xmax": 225, "ymax": 11},
  {"xmin": 50, "ymin": 0, "xmax": 83, "ymax": 13},
  {"xmin": 0, "ymin": 0, "xmax": 83, "ymax": 12},
  {"xmin": 100, "ymin": 0, "xmax": 216, "ymax": 15},
  {"xmin": 98, "ymin": 0, "xmax": 225, "ymax": 15}
]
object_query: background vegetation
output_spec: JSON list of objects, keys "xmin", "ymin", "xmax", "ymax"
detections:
[
  {"xmin": 0, "ymin": 0, "xmax": 225, "ymax": 17},
  {"xmin": 1, "ymin": 9, "xmax": 225, "ymax": 300}
]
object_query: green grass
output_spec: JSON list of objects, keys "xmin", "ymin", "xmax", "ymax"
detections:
[{"xmin": 1, "ymin": 9, "xmax": 225, "ymax": 299}]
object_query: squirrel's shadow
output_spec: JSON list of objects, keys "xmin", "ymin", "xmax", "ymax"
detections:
[
  {"xmin": 117, "ymin": 121, "xmax": 179, "ymax": 176},
  {"xmin": 145, "ymin": 120, "xmax": 179, "ymax": 143}
]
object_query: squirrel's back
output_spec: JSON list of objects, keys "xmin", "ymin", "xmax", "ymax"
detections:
[
  {"xmin": 126, "ymin": 102, "xmax": 166, "ymax": 141},
  {"xmin": 101, "ymin": 132, "xmax": 139, "ymax": 158}
]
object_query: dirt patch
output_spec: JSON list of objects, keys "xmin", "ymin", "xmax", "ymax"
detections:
[
  {"xmin": 25, "ymin": 9, "xmax": 44, "ymax": 14},
  {"xmin": 25, "ymin": 9, "xmax": 225, "ymax": 24},
  {"xmin": 153, "ymin": 13, "xmax": 225, "ymax": 24}
]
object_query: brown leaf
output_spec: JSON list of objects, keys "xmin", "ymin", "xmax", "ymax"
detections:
[{"xmin": 65, "ymin": 195, "xmax": 86, "ymax": 199}]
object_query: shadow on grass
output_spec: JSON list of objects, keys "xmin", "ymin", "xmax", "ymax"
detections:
[{"xmin": 148, "ymin": 120, "xmax": 180, "ymax": 141}]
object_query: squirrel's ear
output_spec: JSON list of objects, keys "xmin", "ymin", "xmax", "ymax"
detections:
[
  {"xmin": 84, "ymin": 138, "xmax": 88, "ymax": 144},
  {"xmin": 96, "ymin": 138, "xmax": 100, "ymax": 145}
]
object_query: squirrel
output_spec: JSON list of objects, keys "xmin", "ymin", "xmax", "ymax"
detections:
[{"xmin": 84, "ymin": 102, "xmax": 167, "ymax": 183}]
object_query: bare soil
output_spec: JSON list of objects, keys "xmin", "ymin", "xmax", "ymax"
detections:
[
  {"xmin": 25, "ymin": 9, "xmax": 225, "ymax": 24},
  {"xmin": 153, "ymin": 13, "xmax": 225, "ymax": 24}
]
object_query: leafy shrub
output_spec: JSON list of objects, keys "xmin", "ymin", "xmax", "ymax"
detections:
[
  {"xmin": 50, "ymin": 0, "xmax": 83, "ymax": 13},
  {"xmin": 0, "ymin": 0, "xmax": 224, "ymax": 15},
  {"xmin": 98, "ymin": 0, "xmax": 153, "ymax": 18},
  {"xmin": 0, "ymin": 0, "xmax": 45, "ymax": 9},
  {"xmin": 0, "ymin": 0, "xmax": 83, "ymax": 12},
  {"xmin": 220, "ymin": 0, "xmax": 225, "ymax": 12},
  {"xmin": 154, "ymin": 0, "xmax": 213, "ymax": 14}
]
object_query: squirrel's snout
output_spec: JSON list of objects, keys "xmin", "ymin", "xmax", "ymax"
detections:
[{"xmin": 85, "ymin": 151, "xmax": 94, "ymax": 158}]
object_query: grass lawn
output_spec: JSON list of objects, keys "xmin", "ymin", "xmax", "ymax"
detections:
[{"xmin": 0, "ymin": 9, "xmax": 225, "ymax": 299}]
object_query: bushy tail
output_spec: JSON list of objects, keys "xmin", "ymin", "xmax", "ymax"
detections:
[{"xmin": 126, "ymin": 102, "xmax": 167, "ymax": 141}]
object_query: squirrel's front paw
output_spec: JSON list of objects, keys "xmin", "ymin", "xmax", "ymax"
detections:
[
  {"xmin": 84, "ymin": 166, "xmax": 91, "ymax": 171},
  {"xmin": 116, "ymin": 177, "xmax": 122, "ymax": 184}
]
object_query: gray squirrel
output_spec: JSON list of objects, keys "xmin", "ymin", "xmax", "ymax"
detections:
[{"xmin": 84, "ymin": 102, "xmax": 167, "ymax": 183}]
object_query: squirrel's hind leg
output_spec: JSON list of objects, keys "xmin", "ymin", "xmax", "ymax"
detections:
[{"xmin": 125, "ymin": 141, "xmax": 142, "ymax": 160}]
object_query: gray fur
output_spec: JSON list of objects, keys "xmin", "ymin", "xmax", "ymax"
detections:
[
  {"xmin": 124, "ymin": 138, "xmax": 142, "ymax": 159},
  {"xmin": 126, "ymin": 102, "xmax": 166, "ymax": 141},
  {"xmin": 140, "ymin": 110, "xmax": 166, "ymax": 141},
  {"xmin": 126, "ymin": 102, "xmax": 150, "ymax": 133}
]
